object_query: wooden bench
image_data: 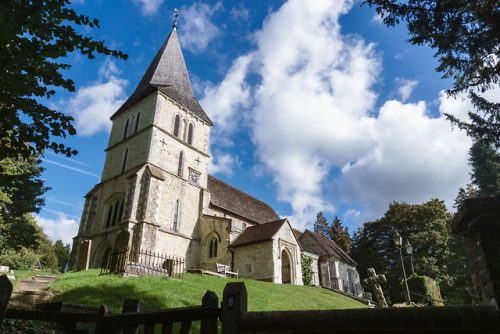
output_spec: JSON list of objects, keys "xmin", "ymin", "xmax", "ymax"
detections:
[{"xmin": 216, "ymin": 263, "xmax": 238, "ymax": 278}]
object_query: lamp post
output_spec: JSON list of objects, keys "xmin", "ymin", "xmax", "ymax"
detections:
[
  {"xmin": 393, "ymin": 230, "xmax": 411, "ymax": 304},
  {"xmin": 405, "ymin": 240, "xmax": 415, "ymax": 277}
]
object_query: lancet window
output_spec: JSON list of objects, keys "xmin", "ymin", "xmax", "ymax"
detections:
[
  {"xmin": 177, "ymin": 151, "xmax": 184, "ymax": 177},
  {"xmin": 121, "ymin": 148, "xmax": 128, "ymax": 173},
  {"xmin": 172, "ymin": 200, "xmax": 180, "ymax": 232},
  {"xmin": 123, "ymin": 119, "xmax": 129, "ymax": 140},
  {"xmin": 209, "ymin": 236, "xmax": 218, "ymax": 258},
  {"xmin": 134, "ymin": 112, "xmax": 141, "ymax": 133},
  {"xmin": 174, "ymin": 115, "xmax": 181, "ymax": 137},
  {"xmin": 187, "ymin": 123, "xmax": 194, "ymax": 145},
  {"xmin": 105, "ymin": 197, "xmax": 124, "ymax": 229}
]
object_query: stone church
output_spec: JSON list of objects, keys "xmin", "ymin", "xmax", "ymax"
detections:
[{"xmin": 68, "ymin": 26, "xmax": 303, "ymax": 285}]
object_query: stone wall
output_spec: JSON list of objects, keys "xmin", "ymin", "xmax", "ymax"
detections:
[
  {"xmin": 102, "ymin": 94, "xmax": 156, "ymax": 182},
  {"xmin": 155, "ymin": 228, "xmax": 200, "ymax": 269},
  {"xmin": 233, "ymin": 241, "xmax": 275, "ymax": 281},
  {"xmin": 452, "ymin": 196, "xmax": 500, "ymax": 310},
  {"xmin": 199, "ymin": 215, "xmax": 232, "ymax": 272},
  {"xmin": 206, "ymin": 208, "xmax": 252, "ymax": 241}
]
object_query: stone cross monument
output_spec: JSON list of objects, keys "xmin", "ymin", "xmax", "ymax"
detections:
[{"xmin": 362, "ymin": 268, "xmax": 388, "ymax": 307}]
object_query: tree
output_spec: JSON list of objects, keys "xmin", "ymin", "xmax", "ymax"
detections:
[
  {"xmin": 53, "ymin": 239, "xmax": 71, "ymax": 272},
  {"xmin": 330, "ymin": 216, "xmax": 352, "ymax": 254},
  {"xmin": 0, "ymin": 213, "xmax": 58, "ymax": 271},
  {"xmin": 469, "ymin": 138, "xmax": 500, "ymax": 196},
  {"xmin": 350, "ymin": 199, "xmax": 472, "ymax": 305},
  {"xmin": 363, "ymin": 0, "xmax": 500, "ymax": 147},
  {"xmin": 453, "ymin": 183, "xmax": 479, "ymax": 210},
  {"xmin": 0, "ymin": 152, "xmax": 49, "ymax": 251},
  {"xmin": 0, "ymin": 0, "xmax": 127, "ymax": 161},
  {"xmin": 313, "ymin": 212, "xmax": 329, "ymax": 238},
  {"xmin": 314, "ymin": 212, "xmax": 352, "ymax": 254}
]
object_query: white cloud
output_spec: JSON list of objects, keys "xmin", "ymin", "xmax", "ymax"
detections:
[
  {"xmin": 209, "ymin": 152, "xmax": 241, "ymax": 176},
  {"xmin": 231, "ymin": 6, "xmax": 249, "ymax": 21},
  {"xmin": 132, "ymin": 0, "xmax": 164, "ymax": 16},
  {"xmin": 371, "ymin": 14, "xmax": 383, "ymax": 25},
  {"xmin": 200, "ymin": 55, "xmax": 253, "ymax": 144},
  {"xmin": 35, "ymin": 213, "xmax": 79, "ymax": 245},
  {"xmin": 395, "ymin": 78, "xmax": 418, "ymax": 102},
  {"xmin": 180, "ymin": 2, "xmax": 222, "ymax": 54},
  {"xmin": 42, "ymin": 159, "xmax": 100, "ymax": 179},
  {"xmin": 201, "ymin": 0, "xmax": 474, "ymax": 231},
  {"xmin": 60, "ymin": 60, "xmax": 128, "ymax": 136}
]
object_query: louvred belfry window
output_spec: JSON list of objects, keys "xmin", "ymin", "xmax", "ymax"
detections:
[
  {"xmin": 174, "ymin": 115, "xmax": 180, "ymax": 137},
  {"xmin": 123, "ymin": 119, "xmax": 129, "ymax": 140},
  {"xmin": 134, "ymin": 112, "xmax": 140, "ymax": 133},
  {"xmin": 187, "ymin": 123, "xmax": 194, "ymax": 145}
]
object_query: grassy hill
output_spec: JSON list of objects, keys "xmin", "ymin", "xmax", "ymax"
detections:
[{"xmin": 47, "ymin": 270, "xmax": 367, "ymax": 312}]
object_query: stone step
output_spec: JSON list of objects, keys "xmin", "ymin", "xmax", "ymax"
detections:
[
  {"xmin": 11, "ymin": 290, "xmax": 53, "ymax": 303},
  {"xmin": 33, "ymin": 275, "xmax": 58, "ymax": 282}
]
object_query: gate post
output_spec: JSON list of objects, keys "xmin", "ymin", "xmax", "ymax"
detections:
[
  {"xmin": 0, "ymin": 275, "xmax": 13, "ymax": 327},
  {"xmin": 201, "ymin": 291, "xmax": 218, "ymax": 334},
  {"xmin": 221, "ymin": 282, "xmax": 247, "ymax": 334},
  {"xmin": 122, "ymin": 299, "xmax": 140, "ymax": 334}
]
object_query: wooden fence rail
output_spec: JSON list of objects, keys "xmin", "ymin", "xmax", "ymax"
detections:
[
  {"xmin": 2, "ymin": 277, "xmax": 500, "ymax": 333},
  {"xmin": 4, "ymin": 290, "xmax": 219, "ymax": 334}
]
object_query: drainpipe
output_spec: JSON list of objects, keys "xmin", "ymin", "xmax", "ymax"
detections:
[
  {"xmin": 228, "ymin": 248, "xmax": 234, "ymax": 271},
  {"xmin": 327, "ymin": 258, "xmax": 332, "ymax": 289},
  {"xmin": 318, "ymin": 257, "xmax": 323, "ymax": 286}
]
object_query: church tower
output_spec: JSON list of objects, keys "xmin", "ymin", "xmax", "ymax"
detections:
[{"xmin": 69, "ymin": 25, "xmax": 213, "ymax": 270}]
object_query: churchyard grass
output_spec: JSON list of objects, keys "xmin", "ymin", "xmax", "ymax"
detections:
[
  {"xmin": 11, "ymin": 270, "xmax": 60, "ymax": 279},
  {"xmin": 47, "ymin": 270, "xmax": 367, "ymax": 312}
]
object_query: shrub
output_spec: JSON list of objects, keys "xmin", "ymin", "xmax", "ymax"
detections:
[
  {"xmin": 301, "ymin": 254, "xmax": 313, "ymax": 285},
  {"xmin": 406, "ymin": 275, "xmax": 444, "ymax": 306},
  {"xmin": 0, "ymin": 247, "xmax": 38, "ymax": 270}
]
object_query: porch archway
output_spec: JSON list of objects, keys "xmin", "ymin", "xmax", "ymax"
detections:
[{"xmin": 281, "ymin": 249, "xmax": 292, "ymax": 284}]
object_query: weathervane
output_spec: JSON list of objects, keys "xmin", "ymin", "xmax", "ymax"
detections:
[{"xmin": 173, "ymin": 8, "xmax": 181, "ymax": 29}]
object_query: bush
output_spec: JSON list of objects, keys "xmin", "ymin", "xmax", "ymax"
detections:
[
  {"xmin": 301, "ymin": 254, "xmax": 313, "ymax": 285},
  {"xmin": 406, "ymin": 275, "xmax": 444, "ymax": 306},
  {"xmin": 0, "ymin": 247, "xmax": 38, "ymax": 270}
]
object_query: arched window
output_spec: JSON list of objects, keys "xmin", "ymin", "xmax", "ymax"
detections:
[
  {"xmin": 209, "ymin": 236, "xmax": 218, "ymax": 258},
  {"xmin": 187, "ymin": 123, "xmax": 194, "ymax": 145},
  {"xmin": 123, "ymin": 119, "xmax": 129, "ymax": 140},
  {"xmin": 105, "ymin": 197, "xmax": 124, "ymax": 229},
  {"xmin": 106, "ymin": 204, "xmax": 114, "ymax": 228},
  {"xmin": 134, "ymin": 112, "xmax": 141, "ymax": 133},
  {"xmin": 173, "ymin": 115, "xmax": 180, "ymax": 137},
  {"xmin": 177, "ymin": 151, "xmax": 184, "ymax": 177},
  {"xmin": 172, "ymin": 200, "xmax": 179, "ymax": 232},
  {"xmin": 121, "ymin": 148, "xmax": 128, "ymax": 173}
]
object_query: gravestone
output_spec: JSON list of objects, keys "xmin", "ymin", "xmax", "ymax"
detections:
[
  {"xmin": 77, "ymin": 240, "xmax": 92, "ymax": 271},
  {"xmin": 362, "ymin": 268, "xmax": 388, "ymax": 307},
  {"xmin": 0, "ymin": 275, "xmax": 13, "ymax": 326}
]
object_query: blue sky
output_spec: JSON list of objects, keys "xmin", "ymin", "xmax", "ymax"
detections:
[{"xmin": 35, "ymin": 0, "xmax": 478, "ymax": 245}]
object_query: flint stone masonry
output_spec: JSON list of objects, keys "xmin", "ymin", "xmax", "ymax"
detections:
[
  {"xmin": 200, "ymin": 215, "xmax": 232, "ymax": 272},
  {"xmin": 452, "ymin": 196, "xmax": 500, "ymax": 310}
]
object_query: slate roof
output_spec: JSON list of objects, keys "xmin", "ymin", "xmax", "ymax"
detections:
[
  {"xmin": 111, "ymin": 28, "xmax": 213, "ymax": 125},
  {"xmin": 299, "ymin": 229, "xmax": 357, "ymax": 266},
  {"xmin": 292, "ymin": 228, "xmax": 303, "ymax": 240},
  {"xmin": 207, "ymin": 175, "xmax": 280, "ymax": 225},
  {"xmin": 230, "ymin": 219, "xmax": 288, "ymax": 248}
]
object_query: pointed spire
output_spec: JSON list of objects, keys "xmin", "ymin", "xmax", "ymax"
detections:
[{"xmin": 111, "ymin": 27, "xmax": 212, "ymax": 125}]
